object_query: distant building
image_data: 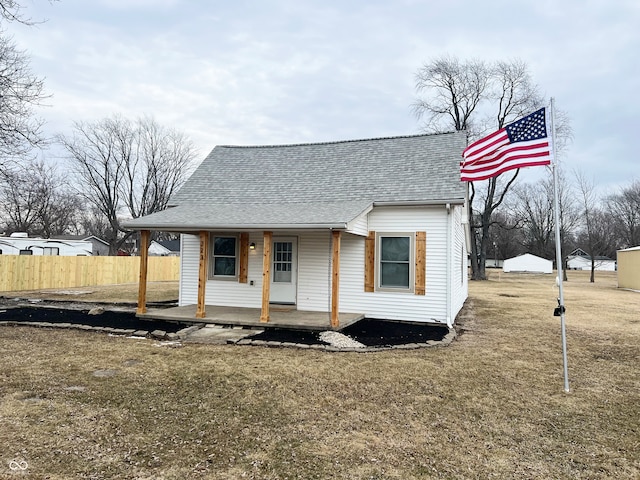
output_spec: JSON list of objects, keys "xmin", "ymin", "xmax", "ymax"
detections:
[
  {"xmin": 50, "ymin": 235, "xmax": 110, "ymax": 256},
  {"xmin": 503, "ymin": 253, "xmax": 553, "ymax": 274},
  {"xmin": 567, "ymin": 248, "xmax": 616, "ymax": 271},
  {"xmin": 617, "ymin": 246, "xmax": 640, "ymax": 290},
  {"xmin": 148, "ymin": 239, "xmax": 181, "ymax": 256},
  {"xmin": 0, "ymin": 233, "xmax": 93, "ymax": 256}
]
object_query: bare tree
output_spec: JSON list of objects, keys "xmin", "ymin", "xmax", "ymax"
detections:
[
  {"xmin": 511, "ymin": 169, "xmax": 579, "ymax": 264},
  {"xmin": 607, "ymin": 179, "xmax": 640, "ymax": 249},
  {"xmin": 0, "ymin": 0, "xmax": 55, "ymax": 174},
  {"xmin": 59, "ymin": 115, "xmax": 197, "ymax": 255},
  {"xmin": 0, "ymin": 159, "xmax": 79, "ymax": 235},
  {"xmin": 574, "ymin": 172, "xmax": 617, "ymax": 282},
  {"xmin": 414, "ymin": 56, "xmax": 549, "ymax": 279}
]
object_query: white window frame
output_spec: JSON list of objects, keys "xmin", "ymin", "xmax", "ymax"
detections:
[
  {"xmin": 209, "ymin": 235, "xmax": 239, "ymax": 280},
  {"xmin": 43, "ymin": 247, "xmax": 60, "ymax": 256},
  {"xmin": 375, "ymin": 232, "xmax": 415, "ymax": 293}
]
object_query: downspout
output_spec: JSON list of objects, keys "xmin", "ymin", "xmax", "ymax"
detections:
[{"xmin": 446, "ymin": 203, "xmax": 452, "ymax": 328}]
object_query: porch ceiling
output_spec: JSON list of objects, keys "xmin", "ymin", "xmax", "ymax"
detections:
[{"xmin": 138, "ymin": 305, "xmax": 364, "ymax": 332}]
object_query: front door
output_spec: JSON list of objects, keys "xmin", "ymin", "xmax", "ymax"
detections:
[{"xmin": 270, "ymin": 237, "xmax": 297, "ymax": 304}]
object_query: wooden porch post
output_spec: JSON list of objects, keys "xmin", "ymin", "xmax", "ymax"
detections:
[
  {"xmin": 196, "ymin": 230, "xmax": 209, "ymax": 319},
  {"xmin": 331, "ymin": 230, "xmax": 341, "ymax": 328},
  {"xmin": 136, "ymin": 230, "xmax": 150, "ymax": 314},
  {"xmin": 260, "ymin": 231, "xmax": 272, "ymax": 323}
]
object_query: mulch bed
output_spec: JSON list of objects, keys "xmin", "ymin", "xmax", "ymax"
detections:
[
  {"xmin": 0, "ymin": 307, "xmax": 187, "ymax": 333},
  {"xmin": 247, "ymin": 319, "xmax": 449, "ymax": 347},
  {"xmin": 0, "ymin": 305, "xmax": 450, "ymax": 347}
]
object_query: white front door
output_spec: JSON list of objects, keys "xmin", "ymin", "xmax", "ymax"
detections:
[{"xmin": 270, "ymin": 237, "xmax": 297, "ymax": 304}]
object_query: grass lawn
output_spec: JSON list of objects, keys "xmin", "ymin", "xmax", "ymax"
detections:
[{"xmin": 0, "ymin": 271, "xmax": 638, "ymax": 479}]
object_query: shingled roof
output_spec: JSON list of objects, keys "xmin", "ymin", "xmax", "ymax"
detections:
[{"xmin": 124, "ymin": 131, "xmax": 467, "ymax": 231}]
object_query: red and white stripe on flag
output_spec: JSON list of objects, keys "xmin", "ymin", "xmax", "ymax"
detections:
[{"xmin": 460, "ymin": 107, "xmax": 553, "ymax": 182}]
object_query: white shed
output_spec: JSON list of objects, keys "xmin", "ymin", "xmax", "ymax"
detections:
[{"xmin": 503, "ymin": 253, "xmax": 552, "ymax": 274}]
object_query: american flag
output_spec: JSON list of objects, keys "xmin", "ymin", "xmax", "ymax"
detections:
[{"xmin": 460, "ymin": 107, "xmax": 553, "ymax": 182}]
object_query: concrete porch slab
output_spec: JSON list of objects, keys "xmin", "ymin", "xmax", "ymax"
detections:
[{"xmin": 138, "ymin": 304, "xmax": 364, "ymax": 332}]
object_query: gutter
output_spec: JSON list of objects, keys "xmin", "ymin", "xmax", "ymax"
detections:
[
  {"xmin": 122, "ymin": 223, "xmax": 350, "ymax": 232},
  {"xmin": 373, "ymin": 198, "xmax": 465, "ymax": 207},
  {"xmin": 446, "ymin": 203, "xmax": 453, "ymax": 328}
]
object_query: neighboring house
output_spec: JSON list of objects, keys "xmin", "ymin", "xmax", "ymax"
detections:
[
  {"xmin": 124, "ymin": 132, "xmax": 469, "ymax": 328},
  {"xmin": 159, "ymin": 239, "xmax": 181, "ymax": 256},
  {"xmin": 0, "ymin": 233, "xmax": 93, "ymax": 256},
  {"xmin": 148, "ymin": 239, "xmax": 181, "ymax": 256},
  {"xmin": 617, "ymin": 246, "xmax": 640, "ymax": 290},
  {"xmin": 567, "ymin": 248, "xmax": 616, "ymax": 271},
  {"xmin": 51, "ymin": 234, "xmax": 110, "ymax": 256},
  {"xmin": 503, "ymin": 253, "xmax": 552, "ymax": 274}
]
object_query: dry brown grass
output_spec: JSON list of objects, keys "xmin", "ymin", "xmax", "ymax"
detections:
[{"xmin": 0, "ymin": 271, "xmax": 638, "ymax": 479}]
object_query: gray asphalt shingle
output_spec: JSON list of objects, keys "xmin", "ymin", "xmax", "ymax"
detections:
[{"xmin": 125, "ymin": 132, "xmax": 466, "ymax": 230}]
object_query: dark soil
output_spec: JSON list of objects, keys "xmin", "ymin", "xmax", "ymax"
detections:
[
  {"xmin": 0, "ymin": 307, "xmax": 188, "ymax": 333},
  {"xmin": 247, "ymin": 319, "xmax": 449, "ymax": 347},
  {"xmin": 0, "ymin": 305, "xmax": 450, "ymax": 346}
]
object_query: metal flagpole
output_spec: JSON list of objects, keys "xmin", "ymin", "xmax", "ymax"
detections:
[{"xmin": 550, "ymin": 97, "xmax": 570, "ymax": 392}]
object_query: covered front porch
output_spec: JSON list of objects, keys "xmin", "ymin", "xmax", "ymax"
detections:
[
  {"xmin": 135, "ymin": 229, "xmax": 352, "ymax": 329},
  {"xmin": 138, "ymin": 304, "xmax": 364, "ymax": 331}
]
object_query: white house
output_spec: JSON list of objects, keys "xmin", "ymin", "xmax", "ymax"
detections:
[
  {"xmin": 0, "ymin": 233, "xmax": 93, "ymax": 256},
  {"xmin": 50, "ymin": 235, "xmax": 110, "ymax": 256},
  {"xmin": 567, "ymin": 248, "xmax": 616, "ymax": 271},
  {"xmin": 503, "ymin": 253, "xmax": 552, "ymax": 274},
  {"xmin": 124, "ymin": 133, "xmax": 469, "ymax": 329},
  {"xmin": 148, "ymin": 239, "xmax": 181, "ymax": 256}
]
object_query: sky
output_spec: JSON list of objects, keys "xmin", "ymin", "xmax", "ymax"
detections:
[{"xmin": 9, "ymin": 0, "xmax": 640, "ymax": 195}]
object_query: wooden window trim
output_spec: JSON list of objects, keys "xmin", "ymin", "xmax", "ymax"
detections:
[
  {"xmin": 415, "ymin": 231, "xmax": 426, "ymax": 295},
  {"xmin": 239, "ymin": 233, "xmax": 249, "ymax": 283},
  {"xmin": 366, "ymin": 231, "xmax": 426, "ymax": 295},
  {"xmin": 364, "ymin": 231, "xmax": 375, "ymax": 292}
]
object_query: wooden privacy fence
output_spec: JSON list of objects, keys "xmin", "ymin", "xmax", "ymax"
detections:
[{"xmin": 0, "ymin": 256, "xmax": 180, "ymax": 292}]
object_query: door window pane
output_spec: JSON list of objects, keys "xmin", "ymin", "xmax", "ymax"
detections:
[{"xmin": 273, "ymin": 242, "xmax": 293, "ymax": 283}]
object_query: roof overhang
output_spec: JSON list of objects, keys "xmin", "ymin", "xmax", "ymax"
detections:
[{"xmin": 122, "ymin": 200, "xmax": 373, "ymax": 233}]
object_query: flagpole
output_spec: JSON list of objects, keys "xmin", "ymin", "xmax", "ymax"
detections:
[{"xmin": 550, "ymin": 97, "xmax": 570, "ymax": 393}]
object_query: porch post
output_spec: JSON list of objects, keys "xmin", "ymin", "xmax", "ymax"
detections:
[
  {"xmin": 260, "ymin": 231, "xmax": 272, "ymax": 323},
  {"xmin": 331, "ymin": 230, "xmax": 341, "ymax": 328},
  {"xmin": 136, "ymin": 230, "xmax": 150, "ymax": 315},
  {"xmin": 196, "ymin": 230, "xmax": 209, "ymax": 319}
]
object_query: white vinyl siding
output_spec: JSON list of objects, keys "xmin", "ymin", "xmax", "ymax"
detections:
[
  {"xmin": 451, "ymin": 205, "xmax": 468, "ymax": 318},
  {"xmin": 179, "ymin": 234, "xmax": 199, "ymax": 306},
  {"xmin": 339, "ymin": 206, "xmax": 449, "ymax": 324},
  {"xmin": 177, "ymin": 205, "xmax": 467, "ymax": 325},
  {"xmin": 346, "ymin": 212, "xmax": 369, "ymax": 237}
]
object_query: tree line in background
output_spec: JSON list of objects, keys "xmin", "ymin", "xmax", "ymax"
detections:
[
  {"xmin": 0, "ymin": 3, "xmax": 637, "ymax": 279},
  {"xmin": 0, "ymin": 116, "xmax": 197, "ymax": 254},
  {"xmin": 413, "ymin": 55, "xmax": 638, "ymax": 281},
  {"xmin": 0, "ymin": 1, "xmax": 197, "ymax": 255}
]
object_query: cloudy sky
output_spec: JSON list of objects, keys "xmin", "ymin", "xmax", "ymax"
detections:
[{"xmin": 10, "ymin": 0, "xmax": 640, "ymax": 194}]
